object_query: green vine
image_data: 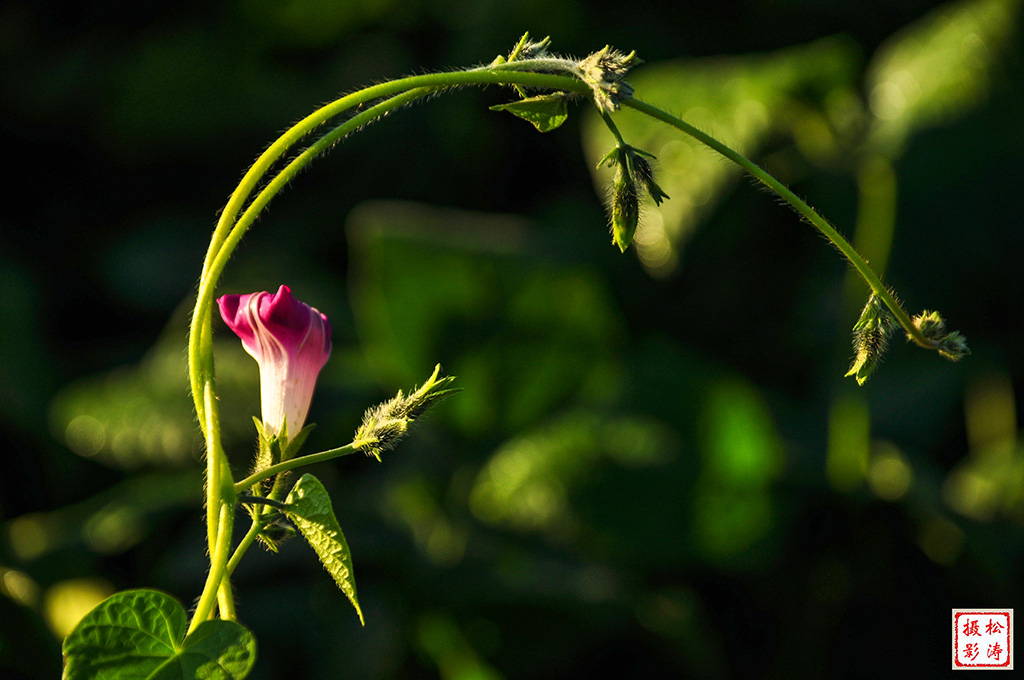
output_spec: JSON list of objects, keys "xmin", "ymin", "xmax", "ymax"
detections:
[{"xmin": 178, "ymin": 30, "xmax": 966, "ymax": 644}]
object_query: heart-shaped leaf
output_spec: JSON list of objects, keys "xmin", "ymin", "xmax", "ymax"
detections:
[
  {"xmin": 62, "ymin": 589, "xmax": 256, "ymax": 680},
  {"xmin": 284, "ymin": 474, "xmax": 364, "ymax": 624}
]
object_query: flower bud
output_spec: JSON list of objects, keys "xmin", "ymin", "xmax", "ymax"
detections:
[
  {"xmin": 578, "ymin": 46, "xmax": 638, "ymax": 113},
  {"xmin": 218, "ymin": 285, "xmax": 331, "ymax": 438},
  {"xmin": 354, "ymin": 365, "xmax": 458, "ymax": 461},
  {"xmin": 846, "ymin": 293, "xmax": 895, "ymax": 385},
  {"xmin": 599, "ymin": 144, "xmax": 669, "ymax": 253},
  {"xmin": 912, "ymin": 310, "xmax": 970, "ymax": 361},
  {"xmin": 611, "ymin": 159, "xmax": 639, "ymax": 253},
  {"xmin": 631, "ymin": 153, "xmax": 669, "ymax": 207}
]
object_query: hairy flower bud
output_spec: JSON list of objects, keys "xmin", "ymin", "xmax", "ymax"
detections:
[
  {"xmin": 218, "ymin": 285, "xmax": 331, "ymax": 438},
  {"xmin": 611, "ymin": 158, "xmax": 639, "ymax": 253},
  {"xmin": 355, "ymin": 365, "xmax": 458, "ymax": 461},
  {"xmin": 600, "ymin": 144, "xmax": 668, "ymax": 252},
  {"xmin": 912, "ymin": 310, "xmax": 970, "ymax": 361},
  {"xmin": 846, "ymin": 293, "xmax": 896, "ymax": 385},
  {"xmin": 577, "ymin": 46, "xmax": 638, "ymax": 113},
  {"xmin": 631, "ymin": 153, "xmax": 670, "ymax": 207}
]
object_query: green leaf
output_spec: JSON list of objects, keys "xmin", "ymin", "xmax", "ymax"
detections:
[
  {"xmin": 170, "ymin": 621, "xmax": 256, "ymax": 680},
  {"xmin": 865, "ymin": 0, "xmax": 1019, "ymax": 151},
  {"xmin": 62, "ymin": 589, "xmax": 256, "ymax": 680},
  {"xmin": 490, "ymin": 94, "xmax": 569, "ymax": 132},
  {"xmin": 283, "ymin": 474, "xmax": 363, "ymax": 624}
]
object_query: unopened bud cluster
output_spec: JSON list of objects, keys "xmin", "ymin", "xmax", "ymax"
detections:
[
  {"xmin": 515, "ymin": 36, "xmax": 551, "ymax": 61},
  {"xmin": 912, "ymin": 310, "xmax": 970, "ymax": 361},
  {"xmin": 577, "ymin": 46, "xmax": 639, "ymax": 113},
  {"xmin": 846, "ymin": 296, "xmax": 969, "ymax": 385},
  {"xmin": 354, "ymin": 365, "xmax": 458, "ymax": 461}
]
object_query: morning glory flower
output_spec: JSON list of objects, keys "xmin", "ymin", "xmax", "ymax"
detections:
[{"xmin": 217, "ymin": 285, "xmax": 331, "ymax": 438}]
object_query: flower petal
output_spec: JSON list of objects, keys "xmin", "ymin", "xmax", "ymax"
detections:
[{"xmin": 218, "ymin": 285, "xmax": 331, "ymax": 437}]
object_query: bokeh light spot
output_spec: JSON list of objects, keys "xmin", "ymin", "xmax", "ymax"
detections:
[
  {"xmin": 65, "ymin": 415, "xmax": 105, "ymax": 457},
  {"xmin": 43, "ymin": 578, "xmax": 114, "ymax": 639}
]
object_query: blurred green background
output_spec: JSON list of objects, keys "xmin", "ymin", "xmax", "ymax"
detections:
[{"xmin": 2, "ymin": 0, "xmax": 1023, "ymax": 677}]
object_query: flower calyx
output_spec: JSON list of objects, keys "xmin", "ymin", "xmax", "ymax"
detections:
[
  {"xmin": 244, "ymin": 417, "xmax": 314, "ymax": 550},
  {"xmin": 509, "ymin": 32, "xmax": 552, "ymax": 63}
]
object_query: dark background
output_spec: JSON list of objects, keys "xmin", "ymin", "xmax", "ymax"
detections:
[{"xmin": 2, "ymin": 0, "xmax": 1023, "ymax": 677}]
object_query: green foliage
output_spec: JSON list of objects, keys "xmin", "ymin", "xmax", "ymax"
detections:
[
  {"xmin": 62, "ymin": 590, "xmax": 255, "ymax": 680},
  {"xmin": 4, "ymin": 472, "xmax": 197, "ymax": 561},
  {"xmin": 283, "ymin": 475, "xmax": 363, "ymax": 625},
  {"xmin": 583, "ymin": 36, "xmax": 860, "ymax": 274},
  {"xmin": 692, "ymin": 378, "xmax": 781, "ymax": 560},
  {"xmin": 490, "ymin": 94, "xmax": 569, "ymax": 132},
  {"xmin": 346, "ymin": 200, "xmax": 623, "ymax": 436},
  {"xmin": 866, "ymin": 0, "xmax": 1020, "ymax": 152},
  {"xmin": 49, "ymin": 314, "xmax": 258, "ymax": 470},
  {"xmin": 470, "ymin": 410, "xmax": 677, "ymax": 533}
]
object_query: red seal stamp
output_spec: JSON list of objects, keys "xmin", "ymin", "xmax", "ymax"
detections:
[{"xmin": 953, "ymin": 609, "xmax": 1013, "ymax": 670}]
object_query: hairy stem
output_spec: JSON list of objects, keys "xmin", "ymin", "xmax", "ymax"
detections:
[
  {"xmin": 185, "ymin": 67, "xmax": 588, "ymax": 621},
  {"xmin": 186, "ymin": 50, "xmax": 950, "ymax": 620},
  {"xmin": 226, "ymin": 521, "xmax": 264, "ymax": 577},
  {"xmin": 621, "ymin": 97, "xmax": 935, "ymax": 350},
  {"xmin": 234, "ymin": 441, "xmax": 365, "ymax": 496},
  {"xmin": 187, "ymin": 68, "xmax": 587, "ymax": 430},
  {"xmin": 199, "ymin": 381, "xmax": 235, "ymax": 621},
  {"xmin": 188, "ymin": 500, "xmax": 234, "ymax": 634}
]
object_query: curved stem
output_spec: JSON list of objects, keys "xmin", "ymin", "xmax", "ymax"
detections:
[
  {"xmin": 183, "ymin": 65, "xmax": 589, "ymax": 635},
  {"xmin": 234, "ymin": 441, "xmax": 364, "ymax": 496},
  {"xmin": 188, "ymin": 499, "xmax": 234, "ymax": 634},
  {"xmin": 217, "ymin": 576, "xmax": 236, "ymax": 622},
  {"xmin": 187, "ymin": 68, "xmax": 588, "ymax": 429},
  {"xmin": 621, "ymin": 97, "xmax": 935, "ymax": 351},
  {"xmin": 199, "ymin": 380, "xmax": 236, "ymax": 625},
  {"xmin": 202, "ymin": 382, "xmax": 222, "ymax": 588},
  {"xmin": 182, "ymin": 53, "xmax": 950, "ymax": 638},
  {"xmin": 238, "ymin": 495, "xmax": 292, "ymax": 512},
  {"xmin": 226, "ymin": 521, "xmax": 264, "ymax": 577},
  {"xmin": 189, "ymin": 88, "xmax": 432, "ymax": 370},
  {"xmin": 599, "ymin": 110, "xmax": 627, "ymax": 147}
]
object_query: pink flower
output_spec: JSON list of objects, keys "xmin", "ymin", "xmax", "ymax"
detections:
[{"xmin": 217, "ymin": 285, "xmax": 331, "ymax": 438}]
